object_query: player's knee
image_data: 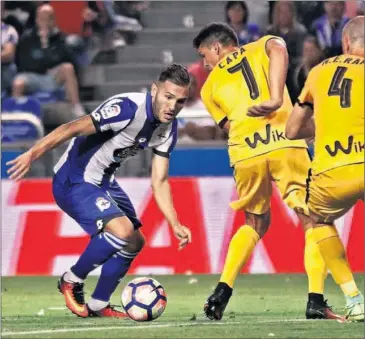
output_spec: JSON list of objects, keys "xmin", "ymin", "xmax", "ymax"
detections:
[
  {"xmin": 245, "ymin": 211, "xmax": 271, "ymax": 238},
  {"xmin": 104, "ymin": 216, "xmax": 135, "ymax": 240},
  {"xmin": 60, "ymin": 62, "xmax": 75, "ymax": 75},
  {"xmin": 122, "ymin": 230, "xmax": 145, "ymax": 253},
  {"xmin": 131, "ymin": 231, "xmax": 145, "ymax": 252},
  {"xmin": 137, "ymin": 233, "xmax": 146, "ymax": 251}
]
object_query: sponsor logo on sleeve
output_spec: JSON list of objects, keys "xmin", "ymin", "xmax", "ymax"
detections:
[{"xmin": 100, "ymin": 105, "xmax": 121, "ymax": 119}]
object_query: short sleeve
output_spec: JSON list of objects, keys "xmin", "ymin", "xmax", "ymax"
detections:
[
  {"xmin": 297, "ymin": 70, "xmax": 315, "ymax": 109},
  {"xmin": 201, "ymin": 80, "xmax": 228, "ymax": 128},
  {"xmin": 254, "ymin": 35, "xmax": 286, "ymax": 57},
  {"xmin": 153, "ymin": 120, "xmax": 178, "ymax": 158},
  {"xmin": 90, "ymin": 97, "xmax": 136, "ymax": 133}
]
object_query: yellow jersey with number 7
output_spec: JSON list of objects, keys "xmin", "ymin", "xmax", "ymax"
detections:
[
  {"xmin": 298, "ymin": 54, "xmax": 364, "ymax": 174},
  {"xmin": 201, "ymin": 35, "xmax": 306, "ymax": 166}
]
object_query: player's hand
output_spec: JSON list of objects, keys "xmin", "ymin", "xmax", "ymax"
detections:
[
  {"xmin": 247, "ymin": 99, "xmax": 283, "ymax": 117},
  {"xmin": 172, "ymin": 224, "xmax": 192, "ymax": 250},
  {"xmin": 6, "ymin": 151, "xmax": 33, "ymax": 181}
]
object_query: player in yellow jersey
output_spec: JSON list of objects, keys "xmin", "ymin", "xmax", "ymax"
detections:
[
  {"xmin": 286, "ymin": 16, "xmax": 364, "ymax": 322},
  {"xmin": 193, "ymin": 23, "xmax": 343, "ymax": 321}
]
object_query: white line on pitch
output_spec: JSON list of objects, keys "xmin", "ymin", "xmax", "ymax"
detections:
[{"xmin": 1, "ymin": 319, "xmax": 313, "ymax": 337}]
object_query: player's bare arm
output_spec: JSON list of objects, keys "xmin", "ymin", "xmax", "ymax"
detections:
[
  {"xmin": 6, "ymin": 115, "xmax": 96, "ymax": 181},
  {"xmin": 286, "ymin": 104, "xmax": 315, "ymax": 140},
  {"xmin": 151, "ymin": 154, "xmax": 192, "ymax": 250},
  {"xmin": 247, "ymin": 38, "xmax": 288, "ymax": 117}
]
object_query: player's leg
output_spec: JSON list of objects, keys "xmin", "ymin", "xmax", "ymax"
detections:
[
  {"xmin": 87, "ymin": 181, "xmax": 145, "ymax": 317},
  {"xmin": 268, "ymin": 148, "xmax": 340, "ymax": 319},
  {"xmin": 204, "ymin": 156, "xmax": 271, "ymax": 320},
  {"xmin": 53, "ymin": 179, "xmax": 135, "ymax": 317},
  {"xmin": 308, "ymin": 164, "xmax": 364, "ymax": 322},
  {"xmin": 88, "ymin": 229, "xmax": 145, "ymax": 318}
]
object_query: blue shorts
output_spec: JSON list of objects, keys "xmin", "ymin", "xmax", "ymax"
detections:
[{"xmin": 53, "ymin": 177, "xmax": 142, "ymax": 236}]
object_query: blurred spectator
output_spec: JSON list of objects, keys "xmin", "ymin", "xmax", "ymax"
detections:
[
  {"xmin": 310, "ymin": 1, "xmax": 350, "ymax": 58},
  {"xmin": 179, "ymin": 120, "xmax": 227, "ymax": 142},
  {"xmin": 1, "ymin": 21, "xmax": 18, "ymax": 94},
  {"xmin": 1, "ymin": 2, "xmax": 19, "ymax": 94},
  {"xmin": 186, "ymin": 60, "xmax": 209, "ymax": 105},
  {"xmin": 357, "ymin": 0, "xmax": 365, "ymax": 15},
  {"xmin": 225, "ymin": 1, "xmax": 261, "ymax": 45},
  {"xmin": 114, "ymin": 1, "xmax": 149, "ymax": 25},
  {"xmin": 2, "ymin": 1, "xmax": 40, "ymax": 36},
  {"xmin": 294, "ymin": 2, "xmax": 325, "ymax": 30},
  {"xmin": 267, "ymin": 1, "xmax": 307, "ymax": 65},
  {"xmin": 49, "ymin": 1, "xmax": 108, "ymax": 65},
  {"xmin": 103, "ymin": 0, "xmax": 143, "ymax": 47},
  {"xmin": 346, "ymin": 0, "xmax": 365, "ymax": 17},
  {"xmin": 269, "ymin": 1, "xmax": 325, "ymax": 31},
  {"xmin": 266, "ymin": 1, "xmax": 307, "ymax": 102},
  {"xmin": 12, "ymin": 4, "xmax": 85, "ymax": 117},
  {"xmin": 178, "ymin": 102, "xmax": 227, "ymax": 142},
  {"xmin": 292, "ymin": 36, "xmax": 325, "ymax": 97}
]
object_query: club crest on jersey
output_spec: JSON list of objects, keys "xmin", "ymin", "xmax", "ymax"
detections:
[
  {"xmin": 100, "ymin": 105, "xmax": 121, "ymax": 119},
  {"xmin": 96, "ymin": 197, "xmax": 111, "ymax": 212}
]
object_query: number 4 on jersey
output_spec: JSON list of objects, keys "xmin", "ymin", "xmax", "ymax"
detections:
[{"xmin": 328, "ymin": 66, "xmax": 353, "ymax": 108}]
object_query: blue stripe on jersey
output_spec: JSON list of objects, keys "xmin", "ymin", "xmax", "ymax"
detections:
[
  {"xmin": 145, "ymin": 92, "xmax": 159, "ymax": 123},
  {"xmin": 56, "ymin": 130, "xmax": 115, "ymax": 184},
  {"xmin": 134, "ymin": 119, "xmax": 161, "ymax": 148}
]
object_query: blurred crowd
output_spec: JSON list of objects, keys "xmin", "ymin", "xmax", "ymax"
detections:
[
  {"xmin": 182, "ymin": 0, "xmax": 364, "ymax": 142},
  {"xmin": 2, "ymin": 1, "xmax": 364, "ymax": 143},
  {"xmin": 1, "ymin": 1, "xmax": 148, "ymax": 117}
]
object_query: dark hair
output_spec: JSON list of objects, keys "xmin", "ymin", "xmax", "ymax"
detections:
[
  {"xmin": 158, "ymin": 63, "xmax": 190, "ymax": 86},
  {"xmin": 225, "ymin": 1, "xmax": 249, "ymax": 25},
  {"xmin": 193, "ymin": 22, "xmax": 239, "ymax": 48}
]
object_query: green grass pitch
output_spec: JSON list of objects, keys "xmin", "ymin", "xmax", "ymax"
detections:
[{"xmin": 2, "ymin": 274, "xmax": 364, "ymax": 338}]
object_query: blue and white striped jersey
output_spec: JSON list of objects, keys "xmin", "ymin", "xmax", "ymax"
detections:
[{"xmin": 54, "ymin": 92, "xmax": 177, "ymax": 186}]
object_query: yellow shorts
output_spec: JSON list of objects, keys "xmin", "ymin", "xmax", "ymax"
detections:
[
  {"xmin": 307, "ymin": 163, "xmax": 364, "ymax": 223},
  {"xmin": 230, "ymin": 148, "xmax": 310, "ymax": 215}
]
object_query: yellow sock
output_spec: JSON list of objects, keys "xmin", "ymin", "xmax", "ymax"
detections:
[
  {"xmin": 313, "ymin": 225, "xmax": 359, "ymax": 297},
  {"xmin": 220, "ymin": 225, "xmax": 260, "ymax": 288},
  {"xmin": 304, "ymin": 228, "xmax": 327, "ymax": 294}
]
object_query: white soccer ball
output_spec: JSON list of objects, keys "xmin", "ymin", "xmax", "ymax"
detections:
[{"xmin": 121, "ymin": 277, "xmax": 167, "ymax": 321}]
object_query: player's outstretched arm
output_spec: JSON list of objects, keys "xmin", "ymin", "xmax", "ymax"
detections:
[
  {"xmin": 6, "ymin": 115, "xmax": 97, "ymax": 181},
  {"xmin": 151, "ymin": 154, "xmax": 192, "ymax": 250},
  {"xmin": 247, "ymin": 38, "xmax": 288, "ymax": 117},
  {"xmin": 286, "ymin": 103, "xmax": 315, "ymax": 140}
]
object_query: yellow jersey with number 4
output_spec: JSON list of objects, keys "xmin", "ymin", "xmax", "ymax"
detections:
[
  {"xmin": 201, "ymin": 35, "xmax": 306, "ymax": 166},
  {"xmin": 298, "ymin": 54, "xmax": 364, "ymax": 174}
]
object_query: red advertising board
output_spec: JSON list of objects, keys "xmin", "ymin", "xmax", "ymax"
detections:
[{"xmin": 1, "ymin": 179, "xmax": 363, "ymax": 276}]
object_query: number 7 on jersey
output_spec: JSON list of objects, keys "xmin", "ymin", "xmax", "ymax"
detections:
[{"xmin": 227, "ymin": 57, "xmax": 260, "ymax": 100}]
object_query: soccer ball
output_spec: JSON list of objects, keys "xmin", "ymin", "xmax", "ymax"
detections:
[{"xmin": 121, "ymin": 277, "xmax": 167, "ymax": 321}]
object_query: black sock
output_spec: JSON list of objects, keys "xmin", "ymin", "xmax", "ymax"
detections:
[
  {"xmin": 215, "ymin": 282, "xmax": 233, "ymax": 299},
  {"xmin": 308, "ymin": 293, "xmax": 324, "ymax": 304}
]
